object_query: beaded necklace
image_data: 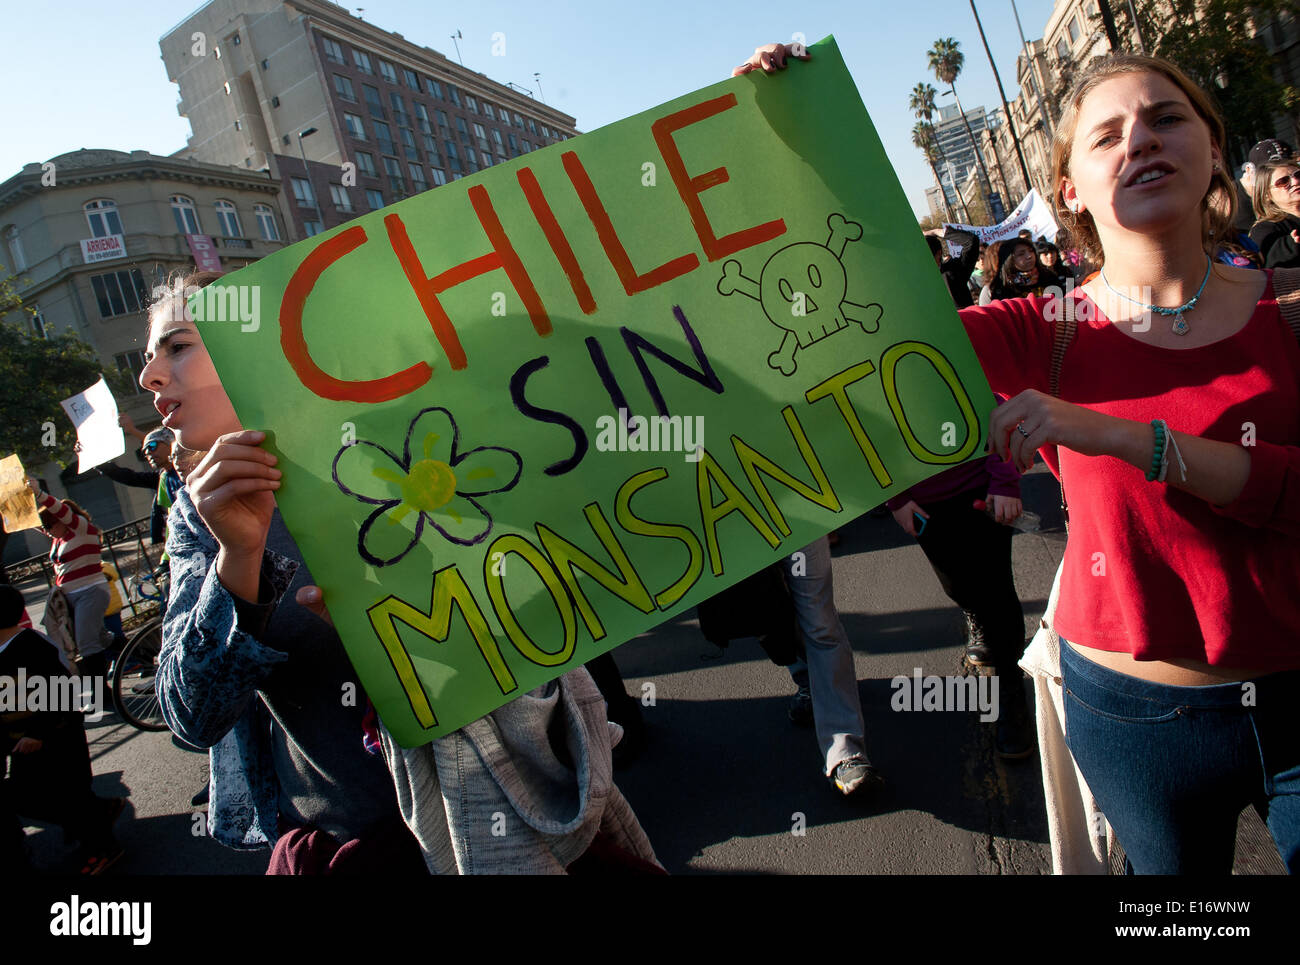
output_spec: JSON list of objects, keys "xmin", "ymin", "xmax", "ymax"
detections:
[{"xmin": 1099, "ymin": 255, "xmax": 1212, "ymax": 336}]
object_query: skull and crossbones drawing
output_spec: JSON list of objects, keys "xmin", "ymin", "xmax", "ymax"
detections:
[{"xmin": 717, "ymin": 213, "xmax": 883, "ymax": 376}]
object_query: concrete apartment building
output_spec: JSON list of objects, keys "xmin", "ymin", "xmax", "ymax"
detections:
[
  {"xmin": 0, "ymin": 148, "xmax": 288, "ymax": 552},
  {"xmin": 160, "ymin": 0, "xmax": 581, "ymax": 240},
  {"xmin": 931, "ymin": 101, "xmax": 996, "ymax": 211}
]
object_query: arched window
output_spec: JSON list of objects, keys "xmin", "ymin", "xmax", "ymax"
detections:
[
  {"xmin": 170, "ymin": 195, "xmax": 200, "ymax": 234},
  {"xmin": 253, "ymin": 204, "xmax": 281, "ymax": 242},
  {"xmin": 84, "ymin": 199, "xmax": 123, "ymax": 238},
  {"xmin": 3, "ymin": 225, "xmax": 25, "ymax": 271},
  {"xmin": 214, "ymin": 200, "xmax": 243, "ymax": 238}
]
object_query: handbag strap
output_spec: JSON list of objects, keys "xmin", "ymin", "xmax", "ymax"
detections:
[
  {"xmin": 1049, "ymin": 293, "xmax": 1077, "ymax": 525},
  {"xmin": 1273, "ymin": 267, "xmax": 1300, "ymax": 343}
]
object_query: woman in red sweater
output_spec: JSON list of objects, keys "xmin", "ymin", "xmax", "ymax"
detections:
[
  {"xmin": 741, "ymin": 42, "xmax": 1299, "ymax": 872},
  {"xmin": 956, "ymin": 57, "xmax": 1300, "ymax": 873}
]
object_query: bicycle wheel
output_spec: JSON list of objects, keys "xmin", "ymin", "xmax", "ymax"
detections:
[{"xmin": 111, "ymin": 618, "xmax": 169, "ymax": 732}]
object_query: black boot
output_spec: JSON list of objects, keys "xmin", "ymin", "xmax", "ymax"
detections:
[
  {"xmin": 995, "ymin": 671, "xmax": 1034, "ymax": 761},
  {"xmin": 963, "ymin": 610, "xmax": 994, "ymax": 667}
]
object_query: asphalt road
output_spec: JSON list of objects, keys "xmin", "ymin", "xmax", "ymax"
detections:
[{"xmin": 24, "ymin": 465, "xmax": 1071, "ymax": 875}]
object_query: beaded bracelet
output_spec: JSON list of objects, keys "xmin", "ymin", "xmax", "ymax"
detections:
[{"xmin": 1147, "ymin": 420, "xmax": 1166, "ymax": 482}]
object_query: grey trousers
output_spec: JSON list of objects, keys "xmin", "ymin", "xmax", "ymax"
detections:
[
  {"xmin": 65, "ymin": 581, "xmax": 111, "ymax": 659},
  {"xmin": 783, "ymin": 536, "xmax": 869, "ymax": 776}
]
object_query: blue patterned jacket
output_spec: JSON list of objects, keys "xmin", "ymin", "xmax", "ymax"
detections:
[{"xmin": 156, "ymin": 487, "xmax": 297, "ymax": 850}]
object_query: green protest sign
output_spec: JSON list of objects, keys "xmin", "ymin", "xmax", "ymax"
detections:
[{"xmin": 193, "ymin": 36, "xmax": 994, "ymax": 746}]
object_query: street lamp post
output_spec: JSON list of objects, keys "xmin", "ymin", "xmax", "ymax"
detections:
[{"xmin": 297, "ymin": 126, "xmax": 326, "ymax": 237}]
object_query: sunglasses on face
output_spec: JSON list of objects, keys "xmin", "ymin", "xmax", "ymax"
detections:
[
  {"xmin": 1273, "ymin": 171, "xmax": 1300, "ymax": 189},
  {"xmin": 144, "ymin": 441, "xmax": 163, "ymax": 453}
]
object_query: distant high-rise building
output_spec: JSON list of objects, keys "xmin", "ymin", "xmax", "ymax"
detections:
[
  {"xmin": 931, "ymin": 102, "xmax": 993, "ymax": 207},
  {"xmin": 160, "ymin": 0, "xmax": 580, "ymax": 240}
]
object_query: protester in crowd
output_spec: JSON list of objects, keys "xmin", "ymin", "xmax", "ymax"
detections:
[
  {"xmin": 0, "ymin": 584, "xmax": 127, "ymax": 874},
  {"xmin": 780, "ymin": 536, "xmax": 884, "ymax": 795},
  {"xmin": 1035, "ymin": 239, "xmax": 1063, "ymax": 278},
  {"xmin": 1236, "ymin": 138, "xmax": 1293, "ymax": 234},
  {"xmin": 97, "ymin": 419, "xmax": 183, "ymax": 548},
  {"xmin": 142, "ymin": 271, "xmax": 660, "ymax": 873},
  {"xmin": 739, "ymin": 42, "xmax": 1300, "ymax": 874},
  {"xmin": 979, "ymin": 237, "xmax": 1065, "ymax": 304},
  {"xmin": 927, "ymin": 230, "xmax": 979, "ymax": 308},
  {"xmin": 1249, "ymin": 157, "xmax": 1300, "ymax": 269},
  {"xmin": 29, "ymin": 481, "xmax": 112, "ymax": 681},
  {"xmin": 972, "ymin": 242, "xmax": 1001, "ymax": 302}
]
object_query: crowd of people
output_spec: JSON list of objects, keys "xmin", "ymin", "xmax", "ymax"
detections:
[{"xmin": 5, "ymin": 41, "xmax": 1297, "ymax": 877}]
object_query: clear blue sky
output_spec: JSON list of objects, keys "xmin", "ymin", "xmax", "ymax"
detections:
[{"xmin": 0, "ymin": 0, "xmax": 1061, "ymax": 218}]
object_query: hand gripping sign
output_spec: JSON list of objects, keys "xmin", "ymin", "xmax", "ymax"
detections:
[{"xmin": 193, "ymin": 37, "xmax": 994, "ymax": 746}]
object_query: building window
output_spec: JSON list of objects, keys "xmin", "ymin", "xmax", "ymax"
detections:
[
  {"xmin": 491, "ymin": 128, "xmax": 504, "ymax": 150},
  {"xmin": 304, "ymin": 220, "xmax": 323, "ymax": 237},
  {"xmin": 527, "ymin": 118, "xmax": 537, "ymax": 135},
  {"xmin": 473, "ymin": 122, "xmax": 489, "ymax": 150},
  {"xmin": 379, "ymin": 59, "xmax": 397, "ymax": 84},
  {"xmin": 447, "ymin": 84, "xmax": 460, "ymax": 107},
  {"xmin": 291, "ymin": 176, "xmax": 315, "ymax": 207},
  {"xmin": 254, "ymin": 203, "xmax": 280, "ymax": 241},
  {"xmin": 334, "ymin": 74, "xmax": 355, "ymax": 101},
  {"xmin": 1068, "ymin": 16, "xmax": 1081, "ymax": 43},
  {"xmin": 435, "ymin": 109, "xmax": 450, "ymax": 137},
  {"xmin": 507, "ymin": 132, "xmax": 518, "ymax": 155},
  {"xmin": 214, "ymin": 200, "xmax": 243, "ymax": 237},
  {"xmin": 421, "ymin": 134, "xmax": 439, "ymax": 165},
  {"xmin": 322, "ymin": 37, "xmax": 344, "ymax": 64},
  {"xmin": 1056, "ymin": 37, "xmax": 1070, "ymax": 60},
  {"xmin": 170, "ymin": 195, "xmax": 200, "ymax": 234},
  {"xmin": 465, "ymin": 94, "xmax": 479, "ymax": 114},
  {"xmin": 373, "ymin": 120, "xmax": 395, "ymax": 154},
  {"xmin": 408, "ymin": 163, "xmax": 427, "ymax": 191},
  {"xmin": 483, "ymin": 102, "xmax": 495, "ymax": 121},
  {"xmin": 383, "ymin": 156, "xmax": 404, "ymax": 195},
  {"xmin": 400, "ymin": 127, "xmax": 418, "ymax": 156},
  {"xmin": 414, "ymin": 102, "xmax": 431, "ymax": 133},
  {"xmin": 456, "ymin": 117, "xmax": 470, "ymax": 143},
  {"xmin": 355, "ymin": 151, "xmax": 377, "ymax": 177},
  {"xmin": 353, "ymin": 49, "xmax": 373, "ymax": 74},
  {"xmin": 115, "ymin": 350, "xmax": 148, "ymax": 394},
  {"xmin": 344, "ymin": 112, "xmax": 366, "ymax": 139},
  {"xmin": 514, "ymin": 112, "xmax": 524, "ymax": 129},
  {"xmin": 330, "ymin": 184, "xmax": 353, "ymax": 212},
  {"xmin": 425, "ymin": 77, "xmax": 443, "ymax": 99},
  {"xmin": 389, "ymin": 91, "xmax": 409, "ymax": 126},
  {"xmin": 481, "ymin": 153, "xmax": 494, "ymax": 167},
  {"xmin": 84, "ymin": 199, "xmax": 123, "ymax": 238},
  {"xmin": 521, "ymin": 139, "xmax": 532, "ymax": 153},
  {"xmin": 444, "ymin": 140, "xmax": 460, "ymax": 173},
  {"xmin": 363, "ymin": 83, "xmax": 384, "ymax": 118},
  {"xmin": 30, "ymin": 303, "xmax": 46, "ymax": 339},
  {"xmin": 366, "ymin": 189, "xmax": 385, "ymax": 211},
  {"xmin": 403, "ymin": 68, "xmax": 419, "ymax": 90},
  {"xmin": 91, "ymin": 268, "xmax": 149, "ymax": 318},
  {"xmin": 430, "ymin": 167, "xmax": 447, "ymax": 186}
]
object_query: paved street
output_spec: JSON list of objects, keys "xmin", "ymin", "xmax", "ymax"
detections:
[{"xmin": 27, "ymin": 464, "xmax": 1066, "ymax": 874}]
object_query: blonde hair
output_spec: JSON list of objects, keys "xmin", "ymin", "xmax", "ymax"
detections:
[
  {"xmin": 1050, "ymin": 54, "xmax": 1236, "ymax": 267},
  {"xmin": 1251, "ymin": 161, "xmax": 1300, "ymax": 224}
]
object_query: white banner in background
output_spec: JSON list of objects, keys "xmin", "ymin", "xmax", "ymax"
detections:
[{"xmin": 944, "ymin": 189, "xmax": 1059, "ymax": 245}]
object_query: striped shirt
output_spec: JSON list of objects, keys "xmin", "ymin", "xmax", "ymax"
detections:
[{"xmin": 37, "ymin": 492, "xmax": 107, "ymax": 592}]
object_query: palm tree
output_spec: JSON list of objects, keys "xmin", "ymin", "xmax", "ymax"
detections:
[
  {"xmin": 912, "ymin": 122, "xmax": 958, "ymax": 223},
  {"xmin": 909, "ymin": 83, "xmax": 963, "ymax": 222},
  {"xmin": 927, "ymin": 37, "xmax": 996, "ymax": 215}
]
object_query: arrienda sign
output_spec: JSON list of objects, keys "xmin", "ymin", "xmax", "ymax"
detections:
[{"xmin": 79, "ymin": 234, "xmax": 126, "ymax": 264}]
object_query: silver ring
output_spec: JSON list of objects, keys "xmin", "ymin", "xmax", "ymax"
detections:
[{"xmin": 1016, "ymin": 422, "xmax": 1031, "ymax": 438}]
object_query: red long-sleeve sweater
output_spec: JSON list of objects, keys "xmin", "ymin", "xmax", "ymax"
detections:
[
  {"xmin": 958, "ymin": 272, "xmax": 1300, "ymax": 670},
  {"xmin": 37, "ymin": 492, "xmax": 106, "ymax": 592}
]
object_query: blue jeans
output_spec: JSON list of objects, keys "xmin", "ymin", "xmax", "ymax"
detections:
[
  {"xmin": 1061, "ymin": 639, "xmax": 1300, "ymax": 874},
  {"xmin": 784, "ymin": 536, "xmax": 868, "ymax": 776}
]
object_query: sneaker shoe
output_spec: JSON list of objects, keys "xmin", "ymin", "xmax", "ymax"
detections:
[
  {"xmin": 787, "ymin": 686, "xmax": 814, "ymax": 727},
  {"xmin": 963, "ymin": 610, "xmax": 994, "ymax": 667},
  {"xmin": 831, "ymin": 756, "xmax": 884, "ymax": 796}
]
